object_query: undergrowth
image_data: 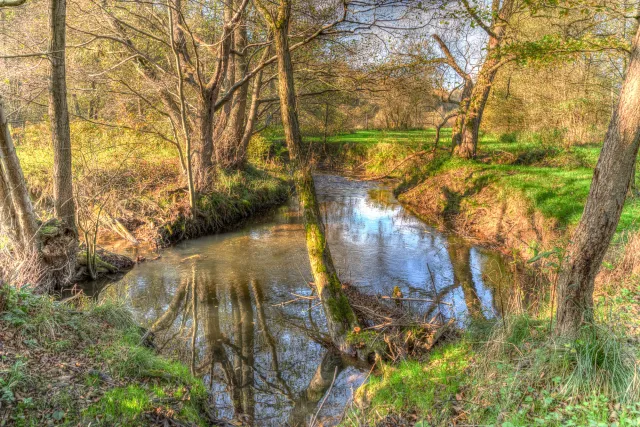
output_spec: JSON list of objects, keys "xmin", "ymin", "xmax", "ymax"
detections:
[
  {"xmin": 343, "ymin": 281, "xmax": 640, "ymax": 426},
  {"xmin": 0, "ymin": 286, "xmax": 210, "ymax": 426},
  {"xmin": 158, "ymin": 165, "xmax": 291, "ymax": 245}
]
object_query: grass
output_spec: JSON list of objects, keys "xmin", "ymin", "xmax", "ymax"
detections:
[
  {"xmin": 159, "ymin": 164, "xmax": 291, "ymax": 245},
  {"xmin": 344, "ymin": 280, "xmax": 640, "ymax": 426},
  {"xmin": 0, "ymin": 286, "xmax": 210, "ymax": 426},
  {"xmin": 265, "ymin": 127, "xmax": 449, "ymax": 146},
  {"xmin": 15, "ymin": 121, "xmax": 291, "ymax": 245},
  {"xmin": 277, "ymin": 127, "xmax": 640, "ymax": 236}
]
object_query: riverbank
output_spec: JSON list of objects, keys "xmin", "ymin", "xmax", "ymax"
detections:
[
  {"xmin": 296, "ymin": 129, "xmax": 640, "ymax": 426},
  {"xmin": 0, "ymin": 286, "xmax": 221, "ymax": 425},
  {"xmin": 305, "ymin": 129, "xmax": 640, "ymax": 266},
  {"xmin": 342, "ymin": 284, "xmax": 640, "ymax": 426},
  {"xmin": 16, "ymin": 122, "xmax": 291, "ymax": 248}
]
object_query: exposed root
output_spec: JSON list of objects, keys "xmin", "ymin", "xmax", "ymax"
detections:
[{"xmin": 73, "ymin": 247, "xmax": 135, "ymax": 282}]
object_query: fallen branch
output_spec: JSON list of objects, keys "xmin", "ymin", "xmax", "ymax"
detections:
[
  {"xmin": 381, "ymin": 295, "xmax": 453, "ymax": 306},
  {"xmin": 99, "ymin": 211, "xmax": 139, "ymax": 245}
]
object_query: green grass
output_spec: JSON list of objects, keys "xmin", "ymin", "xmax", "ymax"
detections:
[
  {"xmin": 344, "ymin": 282, "xmax": 640, "ymax": 426},
  {"xmin": 272, "ymin": 127, "xmax": 640, "ymax": 235},
  {"xmin": 427, "ymin": 157, "xmax": 640, "ymax": 233},
  {"xmin": 350, "ymin": 342, "xmax": 469, "ymax": 424},
  {"xmin": 265, "ymin": 127, "xmax": 450, "ymax": 146},
  {"xmin": 0, "ymin": 286, "xmax": 209, "ymax": 426},
  {"xmin": 159, "ymin": 165, "xmax": 291, "ymax": 245}
]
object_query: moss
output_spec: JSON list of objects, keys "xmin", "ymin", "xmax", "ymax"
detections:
[
  {"xmin": 326, "ymin": 294, "xmax": 356, "ymax": 324},
  {"xmin": 1, "ymin": 286, "xmax": 210, "ymax": 426},
  {"xmin": 346, "ymin": 330, "xmax": 387, "ymax": 354},
  {"xmin": 159, "ymin": 167, "xmax": 291, "ymax": 245}
]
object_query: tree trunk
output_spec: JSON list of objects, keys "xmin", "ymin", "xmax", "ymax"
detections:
[
  {"xmin": 193, "ymin": 92, "xmax": 215, "ymax": 189},
  {"xmin": 214, "ymin": 12, "xmax": 250, "ymax": 169},
  {"xmin": 0, "ymin": 98, "xmax": 38, "ymax": 254},
  {"xmin": 0, "ymin": 151, "xmax": 20, "ymax": 247},
  {"xmin": 49, "ymin": 0, "xmax": 76, "ymax": 233},
  {"xmin": 192, "ymin": 0, "xmax": 236, "ymax": 188},
  {"xmin": 212, "ymin": 0, "xmax": 236, "ymax": 168},
  {"xmin": 452, "ymin": 0, "xmax": 514, "ymax": 158},
  {"xmin": 167, "ymin": 0, "xmax": 196, "ymax": 210},
  {"xmin": 225, "ymin": 3, "xmax": 249, "ymax": 168},
  {"xmin": 457, "ymin": 55, "xmax": 500, "ymax": 159},
  {"xmin": 266, "ymin": 0, "xmax": 359, "ymax": 354},
  {"xmin": 555, "ymin": 24, "xmax": 640, "ymax": 337},
  {"xmin": 236, "ymin": 65, "xmax": 265, "ymax": 164}
]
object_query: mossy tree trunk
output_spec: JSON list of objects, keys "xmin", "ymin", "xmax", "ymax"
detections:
[
  {"xmin": 256, "ymin": 0, "xmax": 360, "ymax": 354},
  {"xmin": 556, "ymin": 23, "xmax": 640, "ymax": 337}
]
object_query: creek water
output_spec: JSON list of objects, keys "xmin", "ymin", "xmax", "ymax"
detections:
[{"xmin": 98, "ymin": 174, "xmax": 513, "ymax": 426}]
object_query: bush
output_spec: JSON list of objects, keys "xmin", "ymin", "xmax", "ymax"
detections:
[{"xmin": 499, "ymin": 132, "xmax": 519, "ymax": 144}]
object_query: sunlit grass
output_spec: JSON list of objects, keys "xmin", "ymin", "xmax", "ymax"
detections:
[
  {"xmin": 1, "ymin": 287, "xmax": 209, "ymax": 425},
  {"xmin": 345, "ymin": 286, "xmax": 640, "ymax": 426}
]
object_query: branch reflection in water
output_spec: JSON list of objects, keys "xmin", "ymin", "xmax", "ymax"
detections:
[{"xmin": 100, "ymin": 174, "xmax": 526, "ymax": 426}]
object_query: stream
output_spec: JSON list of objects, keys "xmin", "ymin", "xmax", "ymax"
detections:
[{"xmin": 97, "ymin": 174, "xmax": 513, "ymax": 426}]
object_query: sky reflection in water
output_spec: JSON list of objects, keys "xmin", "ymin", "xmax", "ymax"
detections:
[{"xmin": 101, "ymin": 174, "xmax": 511, "ymax": 426}]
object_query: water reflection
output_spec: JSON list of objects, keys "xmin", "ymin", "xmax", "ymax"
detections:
[{"xmin": 101, "ymin": 174, "xmax": 515, "ymax": 426}]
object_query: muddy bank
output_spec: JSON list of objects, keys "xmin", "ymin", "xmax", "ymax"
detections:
[{"xmin": 396, "ymin": 167, "xmax": 566, "ymax": 261}]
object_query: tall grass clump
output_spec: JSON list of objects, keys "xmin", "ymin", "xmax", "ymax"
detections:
[{"xmin": 464, "ymin": 311, "xmax": 640, "ymax": 425}]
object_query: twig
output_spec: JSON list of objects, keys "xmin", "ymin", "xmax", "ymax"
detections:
[
  {"xmin": 381, "ymin": 296, "xmax": 453, "ymax": 306},
  {"xmin": 309, "ymin": 365, "xmax": 338, "ymax": 427}
]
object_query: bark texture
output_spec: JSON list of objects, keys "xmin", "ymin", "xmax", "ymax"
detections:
[
  {"xmin": 456, "ymin": 0, "xmax": 514, "ymax": 158},
  {"xmin": 215, "ymin": 0, "xmax": 250, "ymax": 169},
  {"xmin": 555, "ymin": 24, "xmax": 640, "ymax": 336},
  {"xmin": 49, "ymin": 0, "xmax": 76, "ymax": 233},
  {"xmin": 0, "ymin": 99, "xmax": 38, "ymax": 253},
  {"xmin": 259, "ymin": 0, "xmax": 360, "ymax": 354}
]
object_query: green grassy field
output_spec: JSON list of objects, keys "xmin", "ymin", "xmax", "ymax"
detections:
[{"xmin": 290, "ymin": 128, "xmax": 640, "ymax": 234}]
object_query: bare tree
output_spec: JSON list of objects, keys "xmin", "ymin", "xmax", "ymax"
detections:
[{"xmin": 429, "ymin": 0, "xmax": 515, "ymax": 158}]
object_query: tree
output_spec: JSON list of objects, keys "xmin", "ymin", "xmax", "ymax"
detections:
[
  {"xmin": 49, "ymin": 0, "xmax": 76, "ymax": 233},
  {"xmin": 456, "ymin": 0, "xmax": 515, "ymax": 158},
  {"xmin": 555, "ymin": 22, "xmax": 640, "ymax": 336},
  {"xmin": 255, "ymin": 0, "xmax": 360, "ymax": 354},
  {"xmin": 0, "ymin": 0, "xmax": 78, "ymax": 290},
  {"xmin": 427, "ymin": 0, "xmax": 515, "ymax": 157}
]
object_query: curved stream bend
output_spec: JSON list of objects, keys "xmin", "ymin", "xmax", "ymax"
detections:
[{"xmin": 100, "ymin": 174, "xmax": 512, "ymax": 426}]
